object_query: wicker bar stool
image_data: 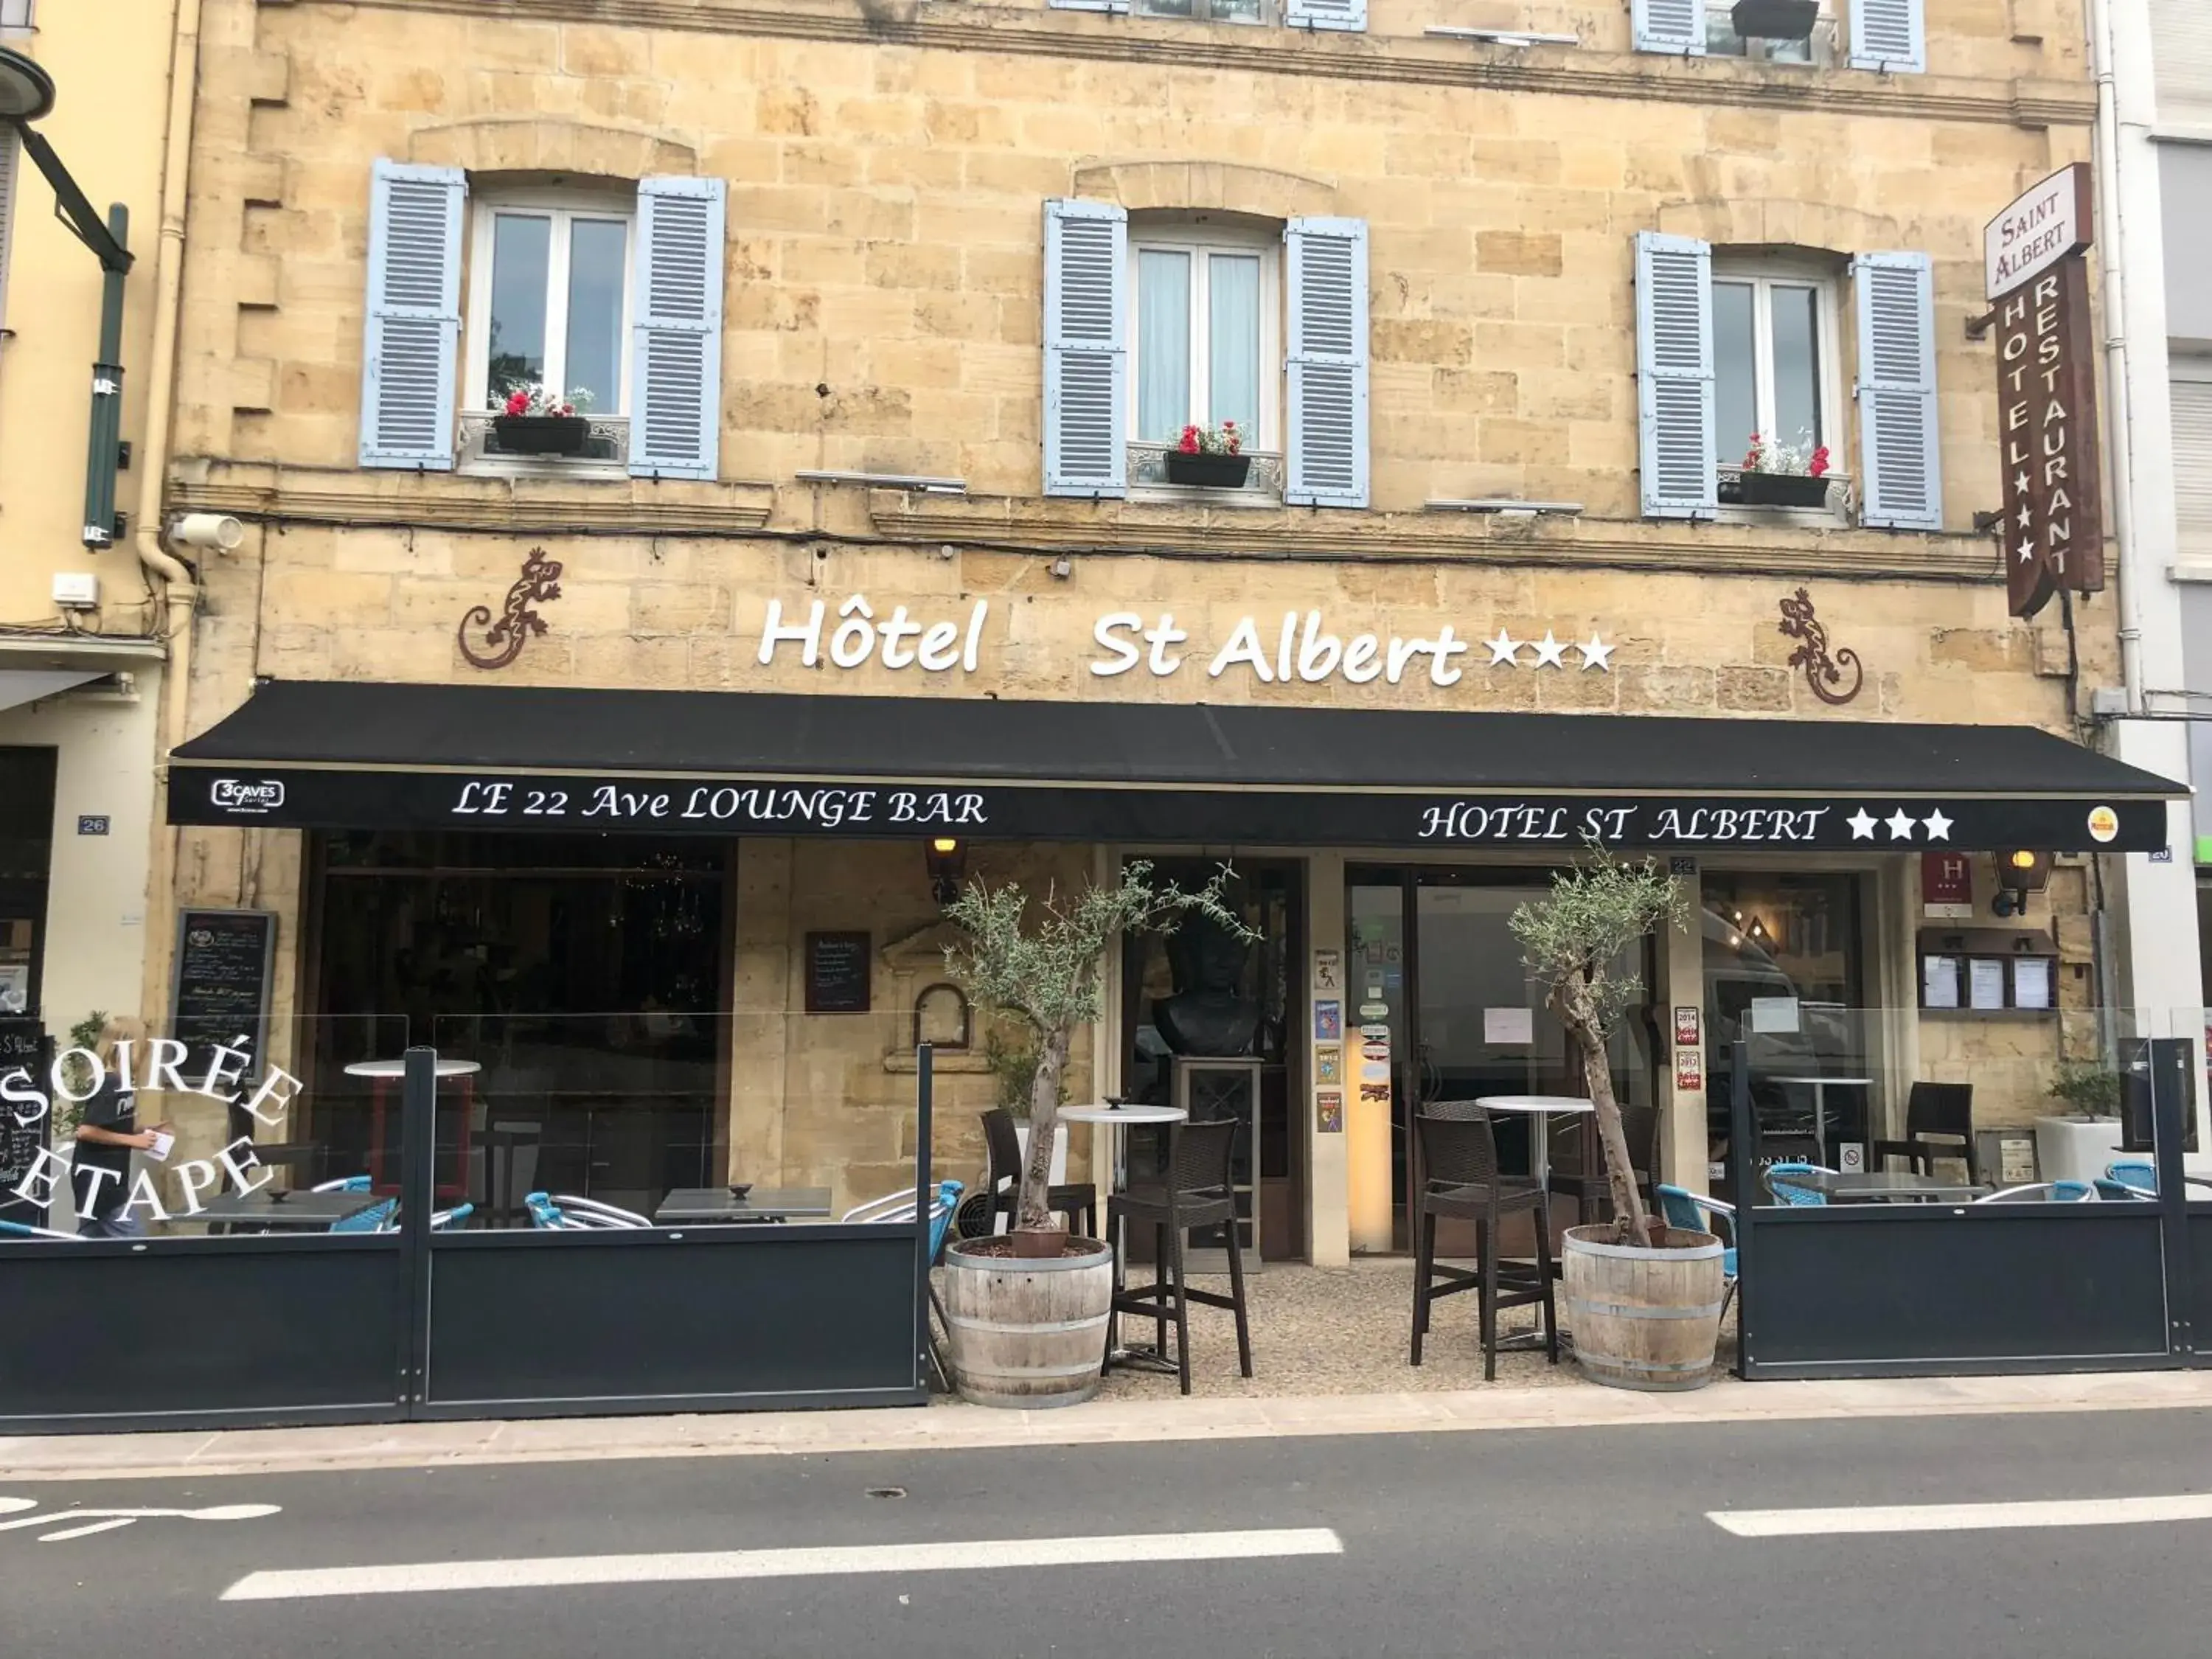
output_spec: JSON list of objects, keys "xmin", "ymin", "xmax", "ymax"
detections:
[
  {"xmin": 1103, "ymin": 1117, "xmax": 1253, "ymax": 1396},
  {"xmin": 1411, "ymin": 1103, "xmax": 1558, "ymax": 1380}
]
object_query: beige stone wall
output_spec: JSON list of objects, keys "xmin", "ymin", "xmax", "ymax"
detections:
[
  {"xmin": 159, "ymin": 0, "xmax": 2129, "ymax": 1207},
  {"xmin": 182, "ymin": 0, "xmax": 2095, "ymax": 529},
  {"xmin": 731, "ymin": 837, "xmax": 1098, "ymax": 1214},
  {"xmin": 173, "ymin": 517, "xmax": 2103, "ymax": 729}
]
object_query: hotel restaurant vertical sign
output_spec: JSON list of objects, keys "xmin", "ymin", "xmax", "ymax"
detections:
[{"xmin": 1986, "ymin": 163, "xmax": 2105, "ymax": 619}]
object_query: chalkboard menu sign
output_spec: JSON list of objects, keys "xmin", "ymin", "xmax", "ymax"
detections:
[
  {"xmin": 169, "ymin": 909, "xmax": 276, "ymax": 1087},
  {"xmin": 804, "ymin": 931, "xmax": 872, "ymax": 1014},
  {"xmin": 0, "ymin": 1018, "xmax": 51, "ymax": 1225}
]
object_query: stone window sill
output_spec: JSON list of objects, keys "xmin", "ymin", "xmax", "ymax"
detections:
[
  {"xmin": 1716, "ymin": 469, "xmax": 1855, "ymax": 529},
  {"xmin": 458, "ymin": 411, "xmax": 630, "ymax": 481},
  {"xmin": 1128, "ymin": 442, "xmax": 1285, "ymax": 508}
]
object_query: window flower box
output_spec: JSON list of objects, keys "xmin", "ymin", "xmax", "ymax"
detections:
[
  {"xmin": 1736, "ymin": 470, "xmax": 1832, "ymax": 509},
  {"xmin": 1730, "ymin": 0, "xmax": 1819, "ymax": 40},
  {"xmin": 1164, "ymin": 451, "xmax": 1253, "ymax": 488},
  {"xmin": 491, "ymin": 414, "xmax": 592, "ymax": 458}
]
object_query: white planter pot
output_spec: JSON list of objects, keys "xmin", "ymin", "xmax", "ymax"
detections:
[{"xmin": 995, "ymin": 1123, "xmax": 1070, "ymax": 1234}]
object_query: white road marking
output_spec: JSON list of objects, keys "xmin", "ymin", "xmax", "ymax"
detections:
[
  {"xmin": 1711, "ymin": 1495, "xmax": 2212, "ymax": 1538},
  {"xmin": 0, "ymin": 1498, "xmax": 280, "ymax": 1543},
  {"xmin": 222, "ymin": 1526, "xmax": 1346, "ymax": 1601}
]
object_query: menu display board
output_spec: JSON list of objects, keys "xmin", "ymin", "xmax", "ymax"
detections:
[
  {"xmin": 0, "ymin": 1018, "xmax": 49, "ymax": 1225},
  {"xmin": 168, "ymin": 909, "xmax": 276, "ymax": 1086},
  {"xmin": 804, "ymin": 931, "xmax": 872, "ymax": 1014}
]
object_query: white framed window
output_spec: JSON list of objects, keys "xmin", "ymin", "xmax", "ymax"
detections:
[
  {"xmin": 1703, "ymin": 4, "xmax": 1837, "ymax": 63},
  {"xmin": 1128, "ymin": 225, "xmax": 1281, "ymax": 454},
  {"xmin": 0, "ymin": 1, "xmax": 33, "ymax": 34},
  {"xmin": 1711, "ymin": 257, "xmax": 1844, "ymax": 483},
  {"xmin": 463, "ymin": 187, "xmax": 634, "ymax": 420},
  {"xmin": 2174, "ymin": 356, "xmax": 2212, "ymax": 562},
  {"xmin": 1137, "ymin": 0, "xmax": 1265, "ymax": 21}
]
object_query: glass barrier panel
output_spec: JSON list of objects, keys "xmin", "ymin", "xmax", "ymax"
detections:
[
  {"xmin": 1726, "ymin": 1008, "xmax": 2209, "ymax": 1209},
  {"xmin": 417, "ymin": 1010, "xmax": 945, "ymax": 1234}
]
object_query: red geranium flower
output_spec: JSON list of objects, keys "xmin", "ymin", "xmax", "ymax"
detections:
[
  {"xmin": 1808, "ymin": 445, "xmax": 1832, "ymax": 479},
  {"xmin": 1178, "ymin": 425, "xmax": 1202, "ymax": 455}
]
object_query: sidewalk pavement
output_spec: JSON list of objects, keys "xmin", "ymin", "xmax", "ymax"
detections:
[{"xmin": 5, "ymin": 1370, "xmax": 2211, "ymax": 1484}]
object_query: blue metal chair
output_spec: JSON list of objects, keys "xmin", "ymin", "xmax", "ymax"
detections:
[
  {"xmin": 1975, "ymin": 1180, "xmax": 2096, "ymax": 1203},
  {"xmin": 1761, "ymin": 1161, "xmax": 1834, "ymax": 1207},
  {"xmin": 1656, "ymin": 1183, "xmax": 1738, "ymax": 1323},
  {"xmin": 0, "ymin": 1217, "xmax": 82, "ymax": 1241},
  {"xmin": 2094, "ymin": 1178, "xmax": 2154, "ymax": 1202},
  {"xmin": 546, "ymin": 1194, "xmax": 651, "ymax": 1228},
  {"xmin": 522, "ymin": 1192, "xmax": 650, "ymax": 1230},
  {"xmin": 331, "ymin": 1198, "xmax": 397, "ymax": 1232},
  {"xmin": 524, "ymin": 1191, "xmax": 566, "ymax": 1229},
  {"xmin": 431, "ymin": 1202, "xmax": 474, "ymax": 1230},
  {"xmin": 2106, "ymin": 1161, "xmax": 2157, "ymax": 1194},
  {"xmin": 841, "ymin": 1179, "xmax": 967, "ymax": 1390},
  {"xmin": 312, "ymin": 1175, "xmax": 372, "ymax": 1193}
]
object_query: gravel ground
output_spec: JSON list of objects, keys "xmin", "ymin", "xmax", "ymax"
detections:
[{"xmin": 1088, "ymin": 1256, "xmax": 1740, "ymax": 1400}]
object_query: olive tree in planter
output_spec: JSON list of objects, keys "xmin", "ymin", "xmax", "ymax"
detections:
[
  {"xmin": 936, "ymin": 860, "xmax": 1248, "ymax": 1408},
  {"xmin": 1511, "ymin": 847, "xmax": 1728, "ymax": 1391}
]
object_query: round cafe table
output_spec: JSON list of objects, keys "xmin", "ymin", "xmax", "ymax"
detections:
[
  {"xmin": 1472, "ymin": 1093, "xmax": 1595, "ymax": 1192},
  {"xmin": 344, "ymin": 1057, "xmax": 482, "ymax": 1198},
  {"xmin": 1060, "ymin": 1102, "xmax": 1186, "ymax": 1375},
  {"xmin": 342, "ymin": 1058, "xmax": 483, "ymax": 1080},
  {"xmin": 1474, "ymin": 1094, "xmax": 1594, "ymax": 1353}
]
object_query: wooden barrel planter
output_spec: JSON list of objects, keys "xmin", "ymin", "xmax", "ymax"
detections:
[
  {"xmin": 1561, "ymin": 1223, "xmax": 1728, "ymax": 1393},
  {"xmin": 939, "ymin": 1237, "xmax": 1113, "ymax": 1409}
]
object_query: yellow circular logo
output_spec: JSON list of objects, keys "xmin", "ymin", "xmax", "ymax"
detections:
[{"xmin": 2087, "ymin": 805, "xmax": 2119, "ymax": 844}]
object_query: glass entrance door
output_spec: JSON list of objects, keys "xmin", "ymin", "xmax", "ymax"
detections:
[{"xmin": 1348, "ymin": 867, "xmax": 1659, "ymax": 1252}]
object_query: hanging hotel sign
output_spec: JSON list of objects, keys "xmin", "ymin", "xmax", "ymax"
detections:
[{"xmin": 1985, "ymin": 164, "xmax": 2105, "ymax": 620}]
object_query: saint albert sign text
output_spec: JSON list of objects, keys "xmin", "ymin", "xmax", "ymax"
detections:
[
  {"xmin": 751, "ymin": 595, "xmax": 1613, "ymax": 689},
  {"xmin": 1985, "ymin": 163, "xmax": 2105, "ymax": 619}
]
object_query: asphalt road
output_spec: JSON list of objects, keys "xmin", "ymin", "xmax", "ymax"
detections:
[{"xmin": 9, "ymin": 1408, "xmax": 2212, "ymax": 1657}]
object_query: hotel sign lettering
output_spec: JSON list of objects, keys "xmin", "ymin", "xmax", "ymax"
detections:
[
  {"xmin": 176, "ymin": 768, "xmax": 2168, "ymax": 853},
  {"xmin": 1986, "ymin": 164, "xmax": 2104, "ymax": 619}
]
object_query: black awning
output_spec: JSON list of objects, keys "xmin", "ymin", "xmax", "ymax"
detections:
[{"xmin": 169, "ymin": 681, "xmax": 2185, "ymax": 854}]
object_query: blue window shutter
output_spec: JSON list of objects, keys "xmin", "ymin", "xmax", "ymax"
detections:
[
  {"xmin": 1043, "ymin": 198, "xmax": 1127, "ymax": 499},
  {"xmin": 1853, "ymin": 251, "xmax": 1942, "ymax": 530},
  {"xmin": 1635, "ymin": 231, "xmax": 1717, "ymax": 520},
  {"xmin": 1849, "ymin": 0, "xmax": 1926, "ymax": 73},
  {"xmin": 359, "ymin": 159, "xmax": 464, "ymax": 470},
  {"xmin": 1632, "ymin": 0, "xmax": 1705, "ymax": 55},
  {"xmin": 1286, "ymin": 0, "xmax": 1367, "ymax": 31},
  {"xmin": 1284, "ymin": 216, "xmax": 1371, "ymax": 509},
  {"xmin": 630, "ymin": 175, "xmax": 725, "ymax": 481}
]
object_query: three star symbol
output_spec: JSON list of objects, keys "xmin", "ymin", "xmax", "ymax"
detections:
[
  {"xmin": 1846, "ymin": 807, "xmax": 1955, "ymax": 841},
  {"xmin": 1486, "ymin": 630, "xmax": 1613, "ymax": 670}
]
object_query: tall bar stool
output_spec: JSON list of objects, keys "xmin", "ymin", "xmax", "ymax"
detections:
[
  {"xmin": 1103, "ymin": 1117, "xmax": 1253, "ymax": 1396},
  {"xmin": 1411, "ymin": 1103, "xmax": 1557, "ymax": 1380}
]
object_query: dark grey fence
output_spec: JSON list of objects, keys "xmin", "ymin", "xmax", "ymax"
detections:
[
  {"xmin": 0, "ymin": 1046, "xmax": 934, "ymax": 1432},
  {"xmin": 1733, "ymin": 1038, "xmax": 2191, "ymax": 1380}
]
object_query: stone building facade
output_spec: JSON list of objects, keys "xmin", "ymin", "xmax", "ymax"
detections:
[{"xmin": 151, "ymin": 0, "xmax": 2174, "ymax": 1256}]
